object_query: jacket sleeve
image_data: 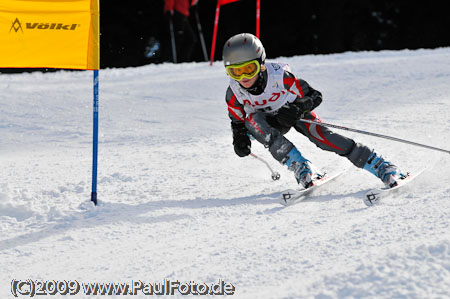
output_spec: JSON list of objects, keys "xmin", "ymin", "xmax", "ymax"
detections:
[
  {"xmin": 225, "ymin": 86, "xmax": 246, "ymax": 124},
  {"xmin": 282, "ymin": 70, "xmax": 323, "ymax": 112},
  {"xmin": 225, "ymin": 86, "xmax": 248, "ymax": 137}
]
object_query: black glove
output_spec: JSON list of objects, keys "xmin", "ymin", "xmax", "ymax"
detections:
[
  {"xmin": 298, "ymin": 90, "xmax": 322, "ymax": 112},
  {"xmin": 276, "ymin": 102, "xmax": 303, "ymax": 127},
  {"xmin": 276, "ymin": 92, "xmax": 322, "ymax": 127},
  {"xmin": 233, "ymin": 135, "xmax": 251, "ymax": 157},
  {"xmin": 232, "ymin": 123, "xmax": 251, "ymax": 157}
]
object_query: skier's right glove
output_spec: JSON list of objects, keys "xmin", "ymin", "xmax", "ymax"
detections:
[{"xmin": 232, "ymin": 123, "xmax": 251, "ymax": 157}]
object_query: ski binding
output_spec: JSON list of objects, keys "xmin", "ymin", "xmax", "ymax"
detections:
[
  {"xmin": 279, "ymin": 171, "xmax": 345, "ymax": 206},
  {"xmin": 363, "ymin": 168, "xmax": 427, "ymax": 206}
]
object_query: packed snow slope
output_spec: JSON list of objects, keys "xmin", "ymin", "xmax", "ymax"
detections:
[{"xmin": 1, "ymin": 48, "xmax": 450, "ymax": 298}]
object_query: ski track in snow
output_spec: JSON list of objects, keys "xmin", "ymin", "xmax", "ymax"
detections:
[{"xmin": 1, "ymin": 48, "xmax": 450, "ymax": 298}]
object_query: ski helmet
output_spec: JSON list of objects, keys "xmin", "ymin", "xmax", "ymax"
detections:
[{"xmin": 223, "ymin": 33, "xmax": 266, "ymax": 66}]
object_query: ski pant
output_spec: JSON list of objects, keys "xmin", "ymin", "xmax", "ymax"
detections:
[{"xmin": 244, "ymin": 111, "xmax": 372, "ymax": 168}]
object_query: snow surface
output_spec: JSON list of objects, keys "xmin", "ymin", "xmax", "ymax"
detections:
[{"xmin": 1, "ymin": 48, "xmax": 450, "ymax": 298}]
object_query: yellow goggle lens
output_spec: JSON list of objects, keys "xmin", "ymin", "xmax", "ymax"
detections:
[{"xmin": 226, "ymin": 60, "xmax": 260, "ymax": 81}]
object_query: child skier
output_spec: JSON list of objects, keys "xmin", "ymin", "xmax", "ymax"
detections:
[{"xmin": 223, "ymin": 33, "xmax": 405, "ymax": 189}]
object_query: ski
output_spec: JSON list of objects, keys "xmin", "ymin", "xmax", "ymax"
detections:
[
  {"xmin": 363, "ymin": 168, "xmax": 427, "ymax": 206},
  {"xmin": 279, "ymin": 171, "xmax": 346, "ymax": 206}
]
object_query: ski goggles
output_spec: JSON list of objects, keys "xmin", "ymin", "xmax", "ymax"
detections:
[{"xmin": 225, "ymin": 60, "xmax": 261, "ymax": 81}]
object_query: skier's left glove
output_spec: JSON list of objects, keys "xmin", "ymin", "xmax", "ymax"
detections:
[
  {"xmin": 277, "ymin": 93, "xmax": 322, "ymax": 127},
  {"xmin": 276, "ymin": 101, "xmax": 304, "ymax": 127},
  {"xmin": 297, "ymin": 90, "xmax": 322, "ymax": 112}
]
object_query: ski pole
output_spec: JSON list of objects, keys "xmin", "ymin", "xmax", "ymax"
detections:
[
  {"xmin": 250, "ymin": 153, "xmax": 281, "ymax": 181},
  {"xmin": 168, "ymin": 14, "xmax": 177, "ymax": 63},
  {"xmin": 194, "ymin": 5, "xmax": 209, "ymax": 61},
  {"xmin": 299, "ymin": 119, "xmax": 450, "ymax": 154}
]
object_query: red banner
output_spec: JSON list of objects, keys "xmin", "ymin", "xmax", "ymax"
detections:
[{"xmin": 218, "ymin": 0, "xmax": 240, "ymax": 6}]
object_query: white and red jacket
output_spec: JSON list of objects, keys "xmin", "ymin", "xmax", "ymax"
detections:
[{"xmin": 226, "ymin": 62, "xmax": 315, "ymax": 124}]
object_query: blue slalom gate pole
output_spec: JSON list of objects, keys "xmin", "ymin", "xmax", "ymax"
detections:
[{"xmin": 91, "ymin": 69, "xmax": 99, "ymax": 205}]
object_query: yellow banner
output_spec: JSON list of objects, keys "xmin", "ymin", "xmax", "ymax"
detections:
[{"xmin": 0, "ymin": 0, "xmax": 99, "ymax": 70}]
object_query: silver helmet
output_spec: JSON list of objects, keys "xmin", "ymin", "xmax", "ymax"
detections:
[{"xmin": 223, "ymin": 33, "xmax": 266, "ymax": 66}]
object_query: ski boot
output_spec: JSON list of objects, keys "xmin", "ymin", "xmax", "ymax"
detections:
[
  {"xmin": 363, "ymin": 152, "xmax": 406, "ymax": 188},
  {"xmin": 285, "ymin": 148, "xmax": 320, "ymax": 189}
]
